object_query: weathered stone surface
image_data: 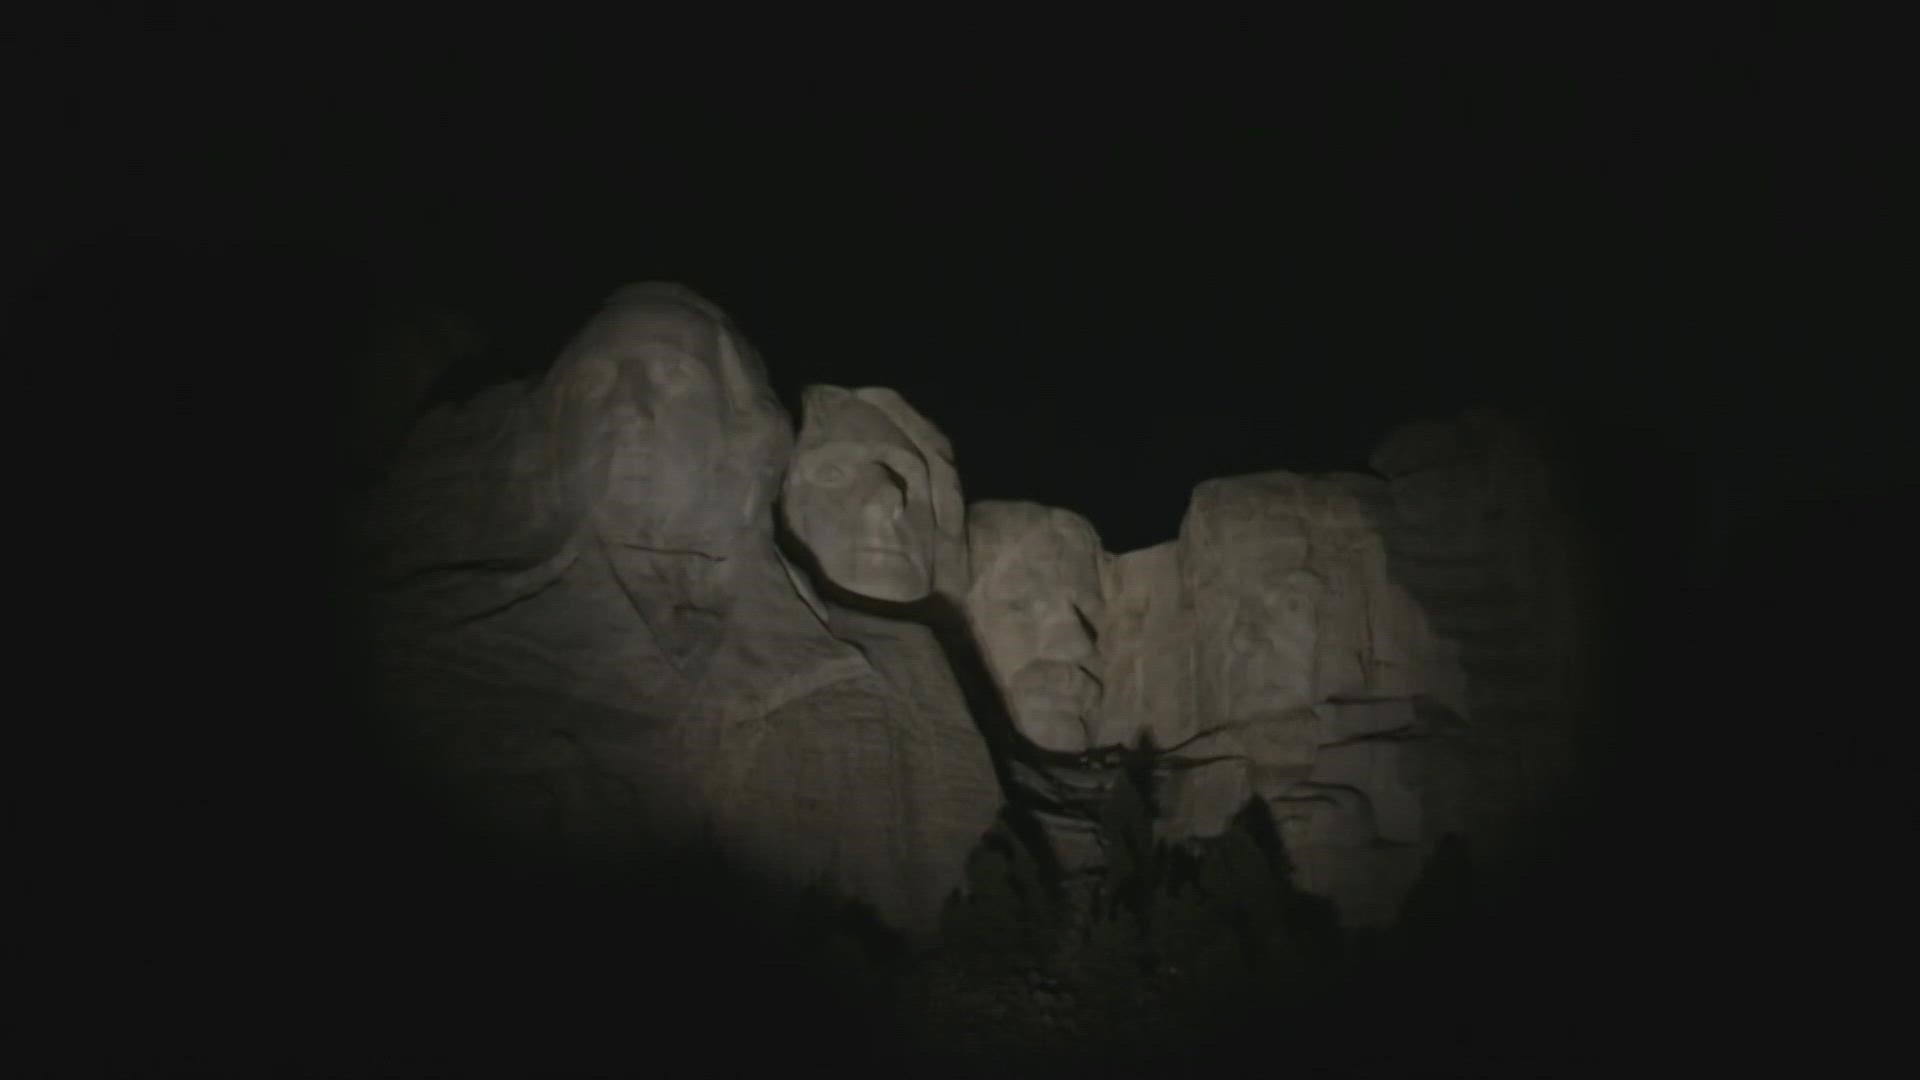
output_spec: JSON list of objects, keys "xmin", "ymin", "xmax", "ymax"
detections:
[
  {"xmin": 817, "ymin": 604, "xmax": 1004, "ymax": 923},
  {"xmin": 782, "ymin": 385, "xmax": 967, "ymax": 604},
  {"xmin": 363, "ymin": 284, "xmax": 998, "ymax": 940},
  {"xmin": 1314, "ymin": 698, "xmax": 1420, "ymax": 743},
  {"xmin": 1371, "ymin": 410, "xmax": 1586, "ymax": 795},
  {"xmin": 361, "ymin": 377, "xmax": 568, "ymax": 614},
  {"xmin": 1269, "ymin": 782, "xmax": 1380, "ymax": 850},
  {"xmin": 1002, "ymin": 757, "xmax": 1117, "ymax": 872},
  {"xmin": 1035, "ymin": 810, "xmax": 1107, "ymax": 874},
  {"xmin": 964, "ymin": 501, "xmax": 1107, "ymax": 754},
  {"xmin": 1265, "ymin": 780, "xmax": 1426, "ymax": 929},
  {"xmin": 365, "ymin": 281, "xmax": 818, "ymax": 694},
  {"xmin": 1251, "ymin": 409, "xmax": 1583, "ymax": 925},
  {"xmin": 1308, "ymin": 740, "xmax": 1427, "ymax": 845},
  {"xmin": 1144, "ymin": 444, "xmax": 1577, "ymax": 927},
  {"xmin": 1153, "ymin": 757, "xmax": 1255, "ymax": 843},
  {"xmin": 776, "ymin": 384, "xmax": 1003, "ymax": 910},
  {"xmin": 1179, "ymin": 472, "xmax": 1319, "ymax": 728},
  {"xmin": 1179, "ymin": 470, "xmax": 1460, "ymax": 727},
  {"xmin": 1096, "ymin": 542, "xmax": 1198, "ymax": 751},
  {"xmin": 359, "ymin": 282, "xmax": 1588, "ymax": 951},
  {"xmin": 947, "ymin": 415, "xmax": 1586, "ymax": 933}
]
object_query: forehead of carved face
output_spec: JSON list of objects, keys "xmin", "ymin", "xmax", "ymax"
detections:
[
  {"xmin": 1188, "ymin": 474, "xmax": 1310, "ymax": 548},
  {"xmin": 592, "ymin": 305, "xmax": 727, "ymax": 406},
  {"xmin": 980, "ymin": 530, "xmax": 1105, "ymax": 620},
  {"xmin": 967, "ymin": 508, "xmax": 1106, "ymax": 752},
  {"xmin": 783, "ymin": 394, "xmax": 936, "ymax": 602}
]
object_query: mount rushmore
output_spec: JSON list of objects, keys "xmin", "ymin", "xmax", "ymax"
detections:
[{"xmin": 357, "ymin": 281, "xmax": 1591, "ymax": 940}]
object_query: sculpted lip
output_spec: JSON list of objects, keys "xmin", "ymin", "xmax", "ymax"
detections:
[
  {"xmin": 855, "ymin": 547, "xmax": 918, "ymax": 563},
  {"xmin": 1021, "ymin": 692, "xmax": 1084, "ymax": 711}
]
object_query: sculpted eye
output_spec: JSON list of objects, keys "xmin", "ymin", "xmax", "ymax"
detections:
[
  {"xmin": 812, "ymin": 462, "xmax": 851, "ymax": 486},
  {"xmin": 650, "ymin": 353, "xmax": 700, "ymax": 392},
  {"xmin": 877, "ymin": 461, "xmax": 911, "ymax": 498}
]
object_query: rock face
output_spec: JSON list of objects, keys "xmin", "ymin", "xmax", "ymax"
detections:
[
  {"xmin": 781, "ymin": 385, "xmax": 968, "ymax": 605},
  {"xmin": 1147, "ymin": 415, "xmax": 1584, "ymax": 927},
  {"xmin": 1368, "ymin": 410, "xmax": 1588, "ymax": 866},
  {"xmin": 961, "ymin": 501, "xmax": 1118, "ymax": 872},
  {"xmin": 780, "ymin": 384, "xmax": 1004, "ymax": 926},
  {"xmin": 362, "ymin": 285, "xmax": 998, "ymax": 939},
  {"xmin": 963, "ymin": 502, "xmax": 1107, "ymax": 756},
  {"xmin": 1096, "ymin": 542, "xmax": 1198, "ymax": 752},
  {"xmin": 1142, "ymin": 467, "xmax": 1460, "ymax": 893},
  {"xmin": 955, "ymin": 416, "xmax": 1583, "ymax": 931},
  {"xmin": 359, "ymin": 279, "xmax": 1587, "ymax": 942},
  {"xmin": 1180, "ymin": 470, "xmax": 1457, "ymax": 720}
]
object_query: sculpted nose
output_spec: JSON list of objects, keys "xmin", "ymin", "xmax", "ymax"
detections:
[
  {"xmin": 862, "ymin": 484, "xmax": 904, "ymax": 535},
  {"xmin": 862, "ymin": 464, "xmax": 909, "ymax": 526},
  {"xmin": 1035, "ymin": 599, "xmax": 1097, "ymax": 665}
]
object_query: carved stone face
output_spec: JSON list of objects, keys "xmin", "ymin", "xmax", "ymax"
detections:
[
  {"xmin": 783, "ymin": 388, "xmax": 941, "ymax": 603},
  {"xmin": 1183, "ymin": 473, "xmax": 1322, "ymax": 727},
  {"xmin": 1218, "ymin": 565, "xmax": 1324, "ymax": 721},
  {"xmin": 966, "ymin": 502, "xmax": 1106, "ymax": 753},
  {"xmin": 583, "ymin": 287, "xmax": 788, "ymax": 550},
  {"xmin": 543, "ymin": 282, "xmax": 794, "ymax": 672}
]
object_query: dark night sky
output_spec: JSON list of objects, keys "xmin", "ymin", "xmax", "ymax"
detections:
[{"xmin": 18, "ymin": 7, "xmax": 1834, "ymax": 560}]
